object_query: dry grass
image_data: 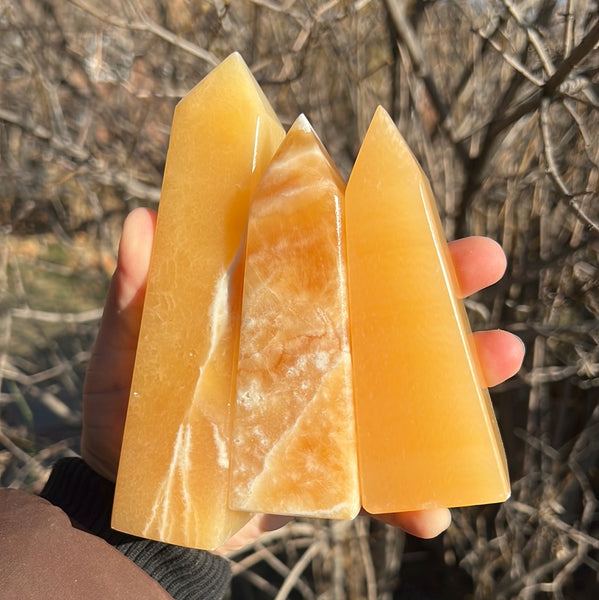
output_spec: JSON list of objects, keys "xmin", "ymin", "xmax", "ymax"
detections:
[{"xmin": 2, "ymin": 0, "xmax": 599, "ymax": 598}]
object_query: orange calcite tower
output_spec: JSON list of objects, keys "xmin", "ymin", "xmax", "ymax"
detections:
[
  {"xmin": 229, "ymin": 116, "xmax": 360, "ymax": 519},
  {"xmin": 112, "ymin": 53, "xmax": 285, "ymax": 549},
  {"xmin": 345, "ymin": 107, "xmax": 509, "ymax": 514}
]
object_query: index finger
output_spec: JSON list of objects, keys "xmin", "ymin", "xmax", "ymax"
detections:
[{"xmin": 448, "ymin": 236, "xmax": 507, "ymax": 298}]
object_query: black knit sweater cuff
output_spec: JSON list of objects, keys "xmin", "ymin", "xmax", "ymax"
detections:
[
  {"xmin": 40, "ymin": 456, "xmax": 134, "ymax": 545},
  {"xmin": 117, "ymin": 539, "xmax": 232, "ymax": 600},
  {"xmin": 40, "ymin": 457, "xmax": 232, "ymax": 600}
]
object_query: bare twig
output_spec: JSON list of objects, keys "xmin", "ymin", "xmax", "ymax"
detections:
[
  {"xmin": 545, "ymin": 18, "xmax": 599, "ymax": 97},
  {"xmin": 503, "ymin": 0, "xmax": 556, "ymax": 78},
  {"xmin": 0, "ymin": 428, "xmax": 45, "ymax": 484},
  {"xmin": 66, "ymin": 0, "xmax": 219, "ymax": 67},
  {"xmin": 253, "ymin": 541, "xmax": 315, "ymax": 599},
  {"xmin": 484, "ymin": 17, "xmax": 599, "ymax": 144},
  {"xmin": 274, "ymin": 541, "xmax": 323, "ymax": 600},
  {"xmin": 355, "ymin": 518, "xmax": 377, "ymax": 600},
  {"xmin": 0, "ymin": 107, "xmax": 88, "ymax": 162},
  {"xmin": 539, "ymin": 98, "xmax": 599, "ymax": 234},
  {"xmin": 474, "ymin": 21, "xmax": 544, "ymax": 87},
  {"xmin": 383, "ymin": 0, "xmax": 470, "ymax": 165},
  {"xmin": 11, "ymin": 307, "xmax": 103, "ymax": 324},
  {"xmin": 0, "ymin": 107, "xmax": 161, "ymax": 203},
  {"xmin": 564, "ymin": 0, "xmax": 576, "ymax": 56}
]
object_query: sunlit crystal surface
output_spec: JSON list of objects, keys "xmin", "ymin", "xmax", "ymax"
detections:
[
  {"xmin": 112, "ymin": 53, "xmax": 285, "ymax": 550},
  {"xmin": 229, "ymin": 116, "xmax": 360, "ymax": 519},
  {"xmin": 345, "ymin": 107, "xmax": 510, "ymax": 514}
]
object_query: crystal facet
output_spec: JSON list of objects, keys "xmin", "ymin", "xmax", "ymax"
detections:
[{"xmin": 345, "ymin": 107, "xmax": 510, "ymax": 514}]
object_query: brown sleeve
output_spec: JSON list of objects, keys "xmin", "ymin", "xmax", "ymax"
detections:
[{"xmin": 0, "ymin": 488, "xmax": 173, "ymax": 600}]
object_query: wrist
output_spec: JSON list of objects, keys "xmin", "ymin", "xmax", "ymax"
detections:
[{"xmin": 80, "ymin": 445, "xmax": 118, "ymax": 483}]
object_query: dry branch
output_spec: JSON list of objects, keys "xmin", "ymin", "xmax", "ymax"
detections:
[{"xmin": 66, "ymin": 0, "xmax": 219, "ymax": 67}]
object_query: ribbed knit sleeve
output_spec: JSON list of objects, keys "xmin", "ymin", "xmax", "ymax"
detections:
[
  {"xmin": 116, "ymin": 539, "xmax": 233, "ymax": 600},
  {"xmin": 40, "ymin": 456, "xmax": 129, "ymax": 544},
  {"xmin": 40, "ymin": 457, "xmax": 231, "ymax": 600}
]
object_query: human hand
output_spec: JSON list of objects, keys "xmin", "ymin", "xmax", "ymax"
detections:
[{"xmin": 81, "ymin": 209, "xmax": 523, "ymax": 544}]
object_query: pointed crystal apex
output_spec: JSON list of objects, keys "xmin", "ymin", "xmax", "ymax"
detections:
[{"xmin": 292, "ymin": 113, "xmax": 313, "ymax": 133}]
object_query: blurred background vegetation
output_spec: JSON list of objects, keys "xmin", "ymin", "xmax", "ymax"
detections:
[{"xmin": 1, "ymin": 0, "xmax": 598, "ymax": 598}]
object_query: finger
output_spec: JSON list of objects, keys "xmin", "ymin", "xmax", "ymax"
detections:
[
  {"xmin": 448, "ymin": 237, "xmax": 507, "ymax": 298},
  {"xmin": 84, "ymin": 208, "xmax": 157, "ymax": 395},
  {"xmin": 371, "ymin": 508, "xmax": 452, "ymax": 539},
  {"xmin": 216, "ymin": 514, "xmax": 293, "ymax": 554},
  {"xmin": 474, "ymin": 329, "xmax": 525, "ymax": 387},
  {"xmin": 107, "ymin": 207, "xmax": 157, "ymax": 345}
]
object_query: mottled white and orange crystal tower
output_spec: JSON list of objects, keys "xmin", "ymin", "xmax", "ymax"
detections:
[
  {"xmin": 345, "ymin": 107, "xmax": 510, "ymax": 514},
  {"xmin": 112, "ymin": 53, "xmax": 285, "ymax": 550},
  {"xmin": 229, "ymin": 116, "xmax": 360, "ymax": 519}
]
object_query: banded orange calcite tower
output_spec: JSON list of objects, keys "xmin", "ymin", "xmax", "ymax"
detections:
[
  {"xmin": 112, "ymin": 53, "xmax": 285, "ymax": 549},
  {"xmin": 345, "ymin": 107, "xmax": 509, "ymax": 513},
  {"xmin": 228, "ymin": 116, "xmax": 360, "ymax": 519}
]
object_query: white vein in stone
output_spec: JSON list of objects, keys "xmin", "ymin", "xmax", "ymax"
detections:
[
  {"xmin": 143, "ymin": 268, "xmax": 234, "ymax": 544},
  {"xmin": 251, "ymin": 114, "xmax": 261, "ymax": 174},
  {"xmin": 143, "ymin": 422, "xmax": 193, "ymax": 542},
  {"xmin": 239, "ymin": 354, "xmax": 357, "ymax": 516},
  {"xmin": 212, "ymin": 421, "xmax": 229, "ymax": 470}
]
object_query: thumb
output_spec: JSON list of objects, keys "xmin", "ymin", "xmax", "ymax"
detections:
[{"xmin": 84, "ymin": 207, "xmax": 157, "ymax": 397}]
